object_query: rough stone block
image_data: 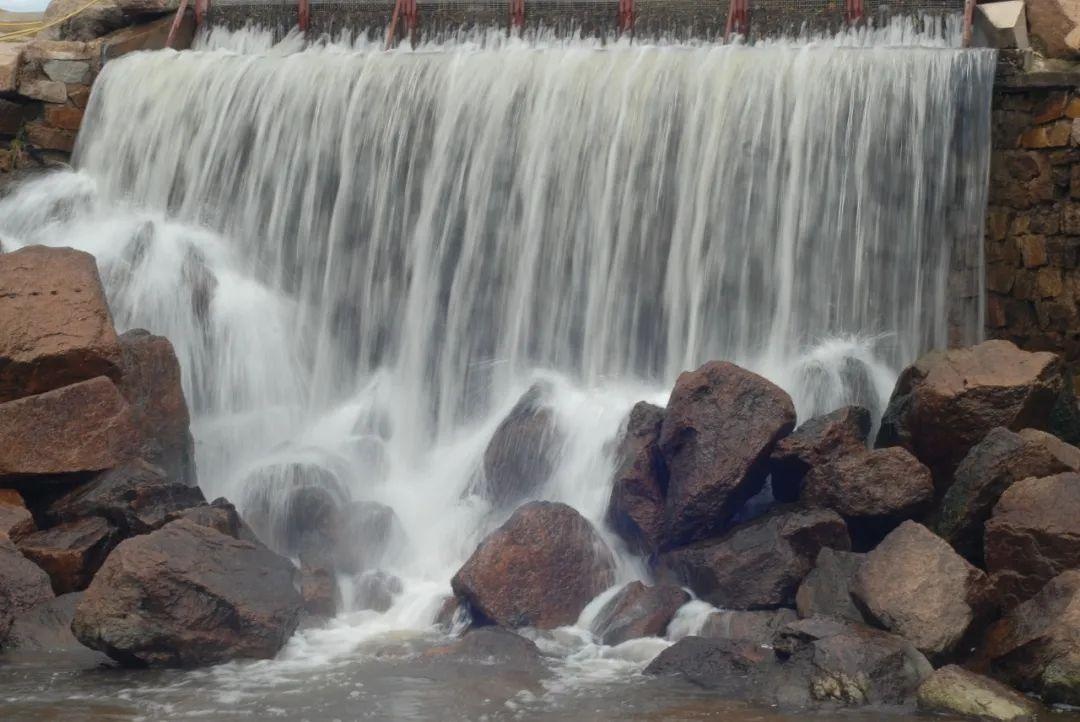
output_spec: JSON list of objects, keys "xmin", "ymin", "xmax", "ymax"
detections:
[
  {"xmin": 17, "ymin": 78, "xmax": 68, "ymax": 104},
  {"xmin": 1018, "ymin": 235, "xmax": 1049, "ymax": 267},
  {"xmin": 42, "ymin": 59, "xmax": 90, "ymax": 85},
  {"xmin": 43, "ymin": 105, "xmax": 84, "ymax": 132},
  {"xmin": 24, "ymin": 121, "xmax": 76, "ymax": 153}
]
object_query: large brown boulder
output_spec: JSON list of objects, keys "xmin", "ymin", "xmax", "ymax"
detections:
[
  {"xmin": 241, "ymin": 460, "xmax": 348, "ymax": 560},
  {"xmin": 0, "ymin": 246, "xmax": 122, "ymax": 403},
  {"xmin": 853, "ymin": 521, "xmax": 989, "ymax": 660},
  {"xmin": 1026, "ymin": 0, "xmax": 1080, "ymax": 60},
  {"xmin": 0, "ymin": 489, "xmax": 35, "ymax": 542},
  {"xmin": 482, "ymin": 384, "xmax": 561, "ymax": 510},
  {"xmin": 0, "ymin": 535, "xmax": 55, "ymax": 644},
  {"xmin": 934, "ymin": 428, "xmax": 1080, "ymax": 565},
  {"xmin": 606, "ymin": 402, "xmax": 667, "ymax": 555},
  {"xmin": 48, "ymin": 459, "xmax": 205, "ymax": 535},
  {"xmin": 450, "ymin": 501, "xmax": 615, "ymax": 629},
  {"xmin": 115, "ymin": 330, "xmax": 197, "ymax": 486},
  {"xmin": 659, "ymin": 508, "xmax": 849, "ymax": 610},
  {"xmin": 40, "ymin": 0, "xmax": 126, "ymax": 41},
  {"xmin": 590, "ymin": 581, "xmax": 689, "ymax": 645},
  {"xmin": 4, "ymin": 592, "xmax": 107, "ymax": 662},
  {"xmin": 0, "ymin": 376, "xmax": 138, "ymax": 480},
  {"xmin": 876, "ymin": 340, "xmax": 1065, "ymax": 486},
  {"xmin": 17, "ymin": 516, "xmax": 119, "ymax": 594},
  {"xmin": 660, "ymin": 361, "xmax": 796, "ymax": 546},
  {"xmin": 801, "ymin": 447, "xmax": 933, "ymax": 546},
  {"xmin": 769, "ymin": 406, "xmax": 871, "ymax": 503},
  {"xmin": 917, "ymin": 665, "xmax": 1041, "ymax": 722},
  {"xmin": 985, "ymin": 472, "xmax": 1080, "ymax": 611},
  {"xmin": 72, "ymin": 518, "xmax": 302, "ymax": 667},
  {"xmin": 981, "ymin": 570, "xmax": 1080, "ymax": 705},
  {"xmin": 795, "ymin": 548, "xmax": 870, "ymax": 624}
]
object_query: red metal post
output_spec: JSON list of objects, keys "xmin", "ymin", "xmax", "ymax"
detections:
[
  {"xmin": 962, "ymin": 0, "xmax": 976, "ymax": 47},
  {"xmin": 298, "ymin": 0, "xmax": 310, "ymax": 32},
  {"xmin": 724, "ymin": 0, "xmax": 748, "ymax": 41},
  {"xmin": 617, "ymin": 0, "xmax": 635, "ymax": 35},
  {"xmin": 166, "ymin": 0, "xmax": 191, "ymax": 48},
  {"xmin": 385, "ymin": 0, "xmax": 418, "ymax": 49},
  {"xmin": 510, "ymin": 0, "xmax": 525, "ymax": 31},
  {"xmin": 844, "ymin": 0, "xmax": 864, "ymax": 25},
  {"xmin": 194, "ymin": 0, "xmax": 209, "ymax": 26}
]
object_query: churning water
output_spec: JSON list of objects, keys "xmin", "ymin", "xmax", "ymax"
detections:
[{"xmin": 0, "ymin": 20, "xmax": 996, "ymax": 719}]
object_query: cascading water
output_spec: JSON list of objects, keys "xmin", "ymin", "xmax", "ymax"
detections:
[{"xmin": 0, "ymin": 19, "xmax": 996, "ymax": 718}]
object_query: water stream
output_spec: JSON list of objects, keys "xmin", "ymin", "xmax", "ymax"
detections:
[{"xmin": 0, "ymin": 20, "xmax": 999, "ymax": 719}]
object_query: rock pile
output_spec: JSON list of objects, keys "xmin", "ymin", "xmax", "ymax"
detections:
[{"xmin": 0, "ymin": 244, "xmax": 301, "ymax": 668}]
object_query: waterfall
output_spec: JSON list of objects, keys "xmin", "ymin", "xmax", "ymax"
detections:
[{"xmin": 0, "ymin": 22, "xmax": 995, "ymax": 647}]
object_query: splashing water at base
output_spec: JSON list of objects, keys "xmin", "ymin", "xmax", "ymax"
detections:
[{"xmin": 0, "ymin": 19, "xmax": 996, "ymax": 716}]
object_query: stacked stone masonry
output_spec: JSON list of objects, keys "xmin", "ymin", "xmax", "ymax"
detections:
[{"xmin": 986, "ymin": 82, "xmax": 1080, "ymax": 385}]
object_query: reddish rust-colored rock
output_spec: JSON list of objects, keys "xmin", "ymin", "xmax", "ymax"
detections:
[
  {"xmin": 17, "ymin": 516, "xmax": 119, "ymax": 594},
  {"xmin": 590, "ymin": 581, "xmax": 689, "ymax": 645},
  {"xmin": 72, "ymin": 518, "xmax": 302, "ymax": 667},
  {"xmin": 659, "ymin": 508, "xmax": 849, "ymax": 610},
  {"xmin": 981, "ymin": 570, "xmax": 1080, "ymax": 705},
  {"xmin": 876, "ymin": 340, "xmax": 1065, "ymax": 485},
  {"xmin": 115, "ymin": 329, "xmax": 197, "ymax": 486},
  {"xmin": 1026, "ymin": 0, "xmax": 1080, "ymax": 60},
  {"xmin": 801, "ymin": 447, "xmax": 933, "ymax": 543},
  {"xmin": 660, "ymin": 361, "xmax": 796, "ymax": 547},
  {"xmin": 0, "ymin": 489, "xmax": 35, "ymax": 542},
  {"xmin": 300, "ymin": 564, "xmax": 339, "ymax": 618},
  {"xmin": 934, "ymin": 428, "xmax": 1080, "ymax": 565},
  {"xmin": 352, "ymin": 570, "xmax": 403, "ymax": 613},
  {"xmin": 853, "ymin": 521, "xmax": 989, "ymax": 660},
  {"xmin": 985, "ymin": 472, "xmax": 1080, "ymax": 611},
  {"xmin": 605, "ymin": 402, "xmax": 667, "ymax": 555},
  {"xmin": 769, "ymin": 406, "xmax": 871, "ymax": 503},
  {"xmin": 0, "ymin": 535, "xmax": 55, "ymax": 644},
  {"xmin": 795, "ymin": 548, "xmax": 870, "ymax": 624},
  {"xmin": 49, "ymin": 460, "xmax": 205, "ymax": 536},
  {"xmin": 451, "ymin": 501, "xmax": 615, "ymax": 629},
  {"xmin": 163, "ymin": 498, "xmax": 244, "ymax": 538},
  {"xmin": 0, "ymin": 376, "xmax": 138, "ymax": 480},
  {"xmin": 0, "ymin": 246, "xmax": 122, "ymax": 403}
]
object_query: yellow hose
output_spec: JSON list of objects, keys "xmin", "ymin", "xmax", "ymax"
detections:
[{"xmin": 0, "ymin": 0, "xmax": 109, "ymax": 41}]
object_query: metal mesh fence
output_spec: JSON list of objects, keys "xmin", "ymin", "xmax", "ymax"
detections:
[{"xmin": 207, "ymin": 0, "xmax": 965, "ymax": 40}]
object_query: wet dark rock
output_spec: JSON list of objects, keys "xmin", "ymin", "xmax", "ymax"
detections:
[
  {"xmin": 17, "ymin": 516, "xmax": 119, "ymax": 594},
  {"xmin": 658, "ymin": 507, "xmax": 849, "ymax": 610},
  {"xmin": 0, "ymin": 376, "xmax": 138, "ymax": 481},
  {"xmin": 72, "ymin": 518, "xmax": 302, "ymax": 667},
  {"xmin": 876, "ymin": 340, "xmax": 1065, "ymax": 486},
  {"xmin": 917, "ymin": 665, "xmax": 1041, "ymax": 722},
  {"xmin": 605, "ymin": 402, "xmax": 667, "ymax": 555},
  {"xmin": 451, "ymin": 501, "xmax": 615, "ymax": 629},
  {"xmin": 482, "ymin": 384, "xmax": 561, "ymax": 510},
  {"xmin": 115, "ymin": 329, "xmax": 197, "ymax": 486},
  {"xmin": 3, "ymin": 592, "xmax": 108, "ymax": 662},
  {"xmin": 48, "ymin": 459, "xmax": 205, "ymax": 535},
  {"xmin": 801, "ymin": 447, "xmax": 933, "ymax": 547},
  {"xmin": 774, "ymin": 617, "xmax": 934, "ymax": 706},
  {"xmin": 423, "ymin": 627, "xmax": 544, "ymax": 673},
  {"xmin": 981, "ymin": 570, "xmax": 1080, "ymax": 705},
  {"xmin": 0, "ymin": 535, "xmax": 54, "ymax": 644},
  {"xmin": 985, "ymin": 472, "xmax": 1080, "ymax": 611},
  {"xmin": 0, "ymin": 245, "xmax": 122, "ymax": 403},
  {"xmin": 698, "ymin": 608, "xmax": 797, "ymax": 645},
  {"xmin": 301, "ymin": 564, "xmax": 339, "ymax": 618},
  {"xmin": 0, "ymin": 489, "xmax": 35, "ymax": 542},
  {"xmin": 795, "ymin": 548, "xmax": 870, "ymax": 624},
  {"xmin": 853, "ymin": 521, "xmax": 989, "ymax": 660},
  {"xmin": 769, "ymin": 405, "xmax": 871, "ymax": 503},
  {"xmin": 163, "ymin": 498, "xmax": 245, "ymax": 539},
  {"xmin": 332, "ymin": 500, "xmax": 404, "ymax": 574},
  {"xmin": 352, "ymin": 570, "xmax": 403, "ymax": 613},
  {"xmin": 660, "ymin": 361, "xmax": 796, "ymax": 547},
  {"xmin": 933, "ymin": 427, "xmax": 1080, "ymax": 565},
  {"xmin": 644, "ymin": 636, "xmax": 783, "ymax": 700},
  {"xmin": 590, "ymin": 581, "xmax": 689, "ymax": 645}
]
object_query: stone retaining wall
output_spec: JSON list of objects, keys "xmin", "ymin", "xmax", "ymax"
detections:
[{"xmin": 985, "ymin": 67, "xmax": 1080, "ymax": 385}]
